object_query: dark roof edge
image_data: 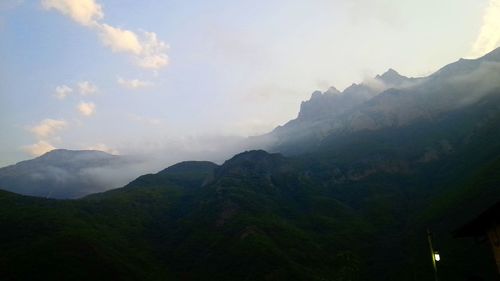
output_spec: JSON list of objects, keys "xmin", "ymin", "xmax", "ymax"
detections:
[{"xmin": 454, "ymin": 201, "xmax": 500, "ymax": 238}]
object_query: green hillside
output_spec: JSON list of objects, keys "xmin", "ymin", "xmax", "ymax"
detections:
[
  {"xmin": 2, "ymin": 49, "xmax": 500, "ymax": 281},
  {"xmin": 1, "ymin": 141, "xmax": 499, "ymax": 280}
]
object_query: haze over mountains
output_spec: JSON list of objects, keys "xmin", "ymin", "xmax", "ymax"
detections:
[
  {"xmin": 2, "ymin": 48, "xmax": 500, "ymax": 200},
  {"xmin": 3, "ymin": 0, "xmax": 500, "ymax": 280},
  {"xmin": 0, "ymin": 150, "xmax": 148, "ymax": 198},
  {"xmin": 0, "ymin": 48, "xmax": 500, "ymax": 280},
  {"xmin": 262, "ymin": 47, "xmax": 500, "ymax": 155}
]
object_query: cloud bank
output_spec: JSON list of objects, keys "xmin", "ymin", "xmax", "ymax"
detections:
[
  {"xmin": 470, "ymin": 0, "xmax": 500, "ymax": 58},
  {"xmin": 24, "ymin": 118, "xmax": 68, "ymax": 156},
  {"xmin": 86, "ymin": 143, "xmax": 119, "ymax": 155},
  {"xmin": 23, "ymin": 140, "xmax": 56, "ymax": 156},
  {"xmin": 30, "ymin": 118, "xmax": 67, "ymax": 138}
]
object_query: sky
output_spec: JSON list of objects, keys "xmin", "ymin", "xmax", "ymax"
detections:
[{"xmin": 1, "ymin": 0, "xmax": 499, "ymax": 167}]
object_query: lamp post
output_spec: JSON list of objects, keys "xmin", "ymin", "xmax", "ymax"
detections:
[
  {"xmin": 434, "ymin": 251, "xmax": 440, "ymax": 262},
  {"xmin": 427, "ymin": 228, "xmax": 440, "ymax": 281}
]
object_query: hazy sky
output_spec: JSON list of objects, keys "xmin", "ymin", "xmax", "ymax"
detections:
[{"xmin": 1, "ymin": 0, "xmax": 499, "ymax": 166}]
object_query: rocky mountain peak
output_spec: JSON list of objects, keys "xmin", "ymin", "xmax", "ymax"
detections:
[
  {"xmin": 376, "ymin": 68, "xmax": 409, "ymax": 85},
  {"xmin": 325, "ymin": 86, "xmax": 341, "ymax": 95},
  {"xmin": 310, "ymin": 90, "xmax": 323, "ymax": 100}
]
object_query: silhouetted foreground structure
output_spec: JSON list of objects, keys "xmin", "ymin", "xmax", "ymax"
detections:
[{"xmin": 455, "ymin": 202, "xmax": 500, "ymax": 274}]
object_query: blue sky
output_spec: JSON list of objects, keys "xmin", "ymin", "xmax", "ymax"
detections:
[{"xmin": 1, "ymin": 0, "xmax": 499, "ymax": 166}]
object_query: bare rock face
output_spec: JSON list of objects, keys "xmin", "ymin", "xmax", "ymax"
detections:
[{"xmin": 259, "ymin": 47, "xmax": 500, "ymax": 154}]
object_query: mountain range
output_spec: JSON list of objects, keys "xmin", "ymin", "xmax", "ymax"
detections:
[
  {"xmin": 1, "ymin": 48, "xmax": 500, "ymax": 280},
  {"xmin": 261, "ymin": 47, "xmax": 500, "ymax": 155}
]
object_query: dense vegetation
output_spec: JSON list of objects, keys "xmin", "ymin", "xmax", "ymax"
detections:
[
  {"xmin": 2, "ymin": 48, "xmax": 500, "ymax": 281},
  {"xmin": 1, "ymin": 127, "xmax": 499, "ymax": 280}
]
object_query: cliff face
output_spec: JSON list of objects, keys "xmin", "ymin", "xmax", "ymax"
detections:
[{"xmin": 259, "ymin": 47, "xmax": 500, "ymax": 156}]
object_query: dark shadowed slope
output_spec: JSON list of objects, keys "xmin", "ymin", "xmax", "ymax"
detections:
[
  {"xmin": 0, "ymin": 145, "xmax": 499, "ymax": 280},
  {"xmin": 1, "ymin": 49, "xmax": 500, "ymax": 280}
]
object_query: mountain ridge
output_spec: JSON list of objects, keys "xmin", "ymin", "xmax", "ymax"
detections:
[
  {"xmin": 258, "ymin": 47, "xmax": 500, "ymax": 155},
  {"xmin": 1, "ymin": 48, "xmax": 500, "ymax": 280},
  {"xmin": 0, "ymin": 149, "xmax": 140, "ymax": 198}
]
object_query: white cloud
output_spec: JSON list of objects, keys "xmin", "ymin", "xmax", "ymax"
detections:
[
  {"xmin": 362, "ymin": 76, "xmax": 387, "ymax": 92},
  {"xmin": 77, "ymin": 101, "xmax": 96, "ymax": 116},
  {"xmin": 136, "ymin": 31, "xmax": 169, "ymax": 69},
  {"xmin": 54, "ymin": 84, "xmax": 73, "ymax": 99},
  {"xmin": 117, "ymin": 77, "xmax": 152, "ymax": 89},
  {"xmin": 30, "ymin": 118, "xmax": 67, "ymax": 138},
  {"xmin": 23, "ymin": 140, "xmax": 56, "ymax": 156},
  {"xmin": 138, "ymin": 54, "xmax": 169, "ymax": 69},
  {"xmin": 469, "ymin": 0, "xmax": 500, "ymax": 58},
  {"xmin": 86, "ymin": 143, "xmax": 119, "ymax": 155},
  {"xmin": 98, "ymin": 26, "xmax": 169, "ymax": 69},
  {"xmin": 41, "ymin": 0, "xmax": 103, "ymax": 26},
  {"xmin": 78, "ymin": 81, "xmax": 97, "ymax": 95},
  {"xmin": 41, "ymin": 0, "xmax": 169, "ymax": 70},
  {"xmin": 97, "ymin": 24, "xmax": 143, "ymax": 54}
]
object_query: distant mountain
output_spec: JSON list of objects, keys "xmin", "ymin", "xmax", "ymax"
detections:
[
  {"xmin": 259, "ymin": 47, "xmax": 500, "ymax": 155},
  {"xmin": 1, "ymin": 49, "xmax": 500, "ymax": 280},
  {"xmin": 1, "ymin": 146, "xmax": 499, "ymax": 280},
  {"xmin": 0, "ymin": 149, "xmax": 140, "ymax": 198}
]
